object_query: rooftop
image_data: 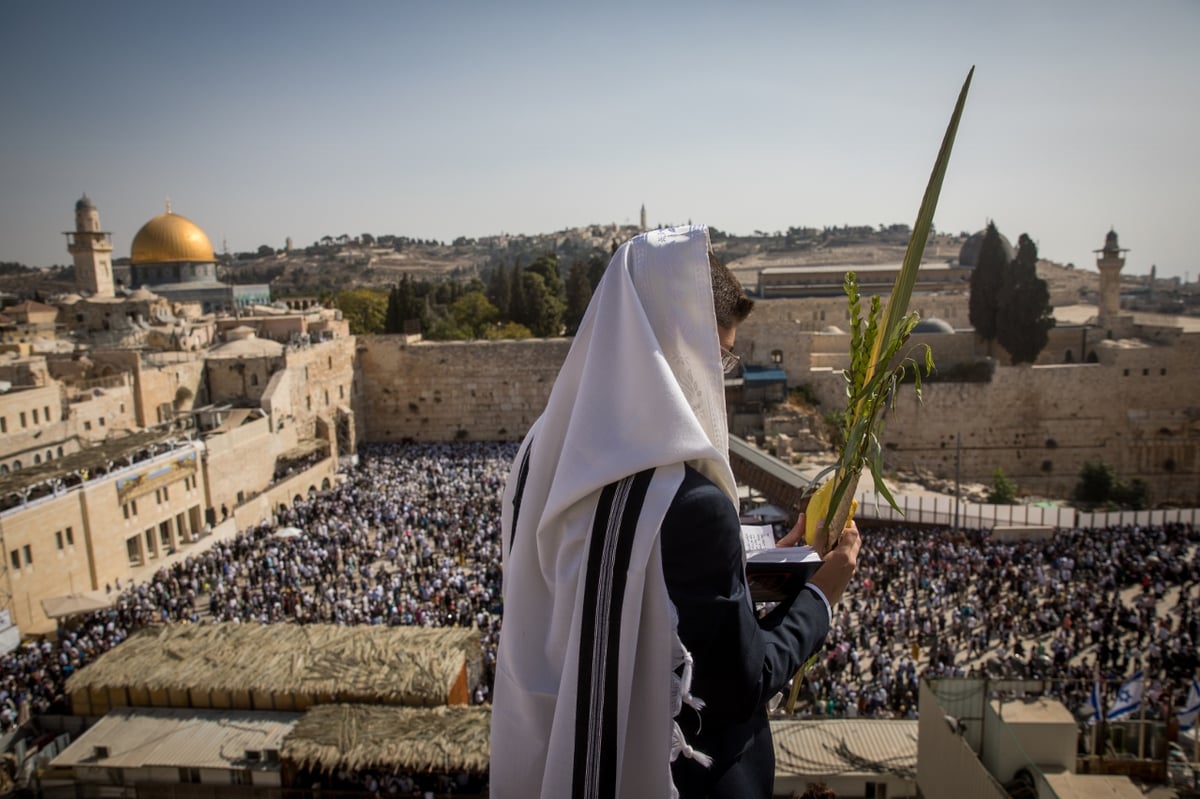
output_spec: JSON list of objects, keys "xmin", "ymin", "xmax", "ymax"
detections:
[
  {"xmin": 51, "ymin": 707, "xmax": 298, "ymax": 770},
  {"xmin": 991, "ymin": 696, "xmax": 1076, "ymax": 725},
  {"xmin": 0, "ymin": 428, "xmax": 189, "ymax": 509},
  {"xmin": 771, "ymin": 718, "xmax": 918, "ymax": 778}
]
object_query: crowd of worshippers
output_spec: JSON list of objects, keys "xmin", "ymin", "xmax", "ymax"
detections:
[
  {"xmin": 790, "ymin": 521, "xmax": 1200, "ymax": 723},
  {"xmin": 0, "ymin": 442, "xmax": 513, "ymax": 728},
  {"xmin": 0, "ymin": 441, "xmax": 1198, "ymax": 735},
  {"xmin": 311, "ymin": 766, "xmax": 484, "ymax": 796}
]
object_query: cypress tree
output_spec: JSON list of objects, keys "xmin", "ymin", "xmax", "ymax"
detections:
[
  {"xmin": 968, "ymin": 222, "xmax": 1006, "ymax": 352},
  {"xmin": 564, "ymin": 260, "xmax": 593, "ymax": 335},
  {"xmin": 996, "ymin": 233, "xmax": 1055, "ymax": 364},
  {"xmin": 508, "ymin": 260, "xmax": 527, "ymax": 328}
]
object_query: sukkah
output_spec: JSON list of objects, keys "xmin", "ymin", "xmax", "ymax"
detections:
[
  {"xmin": 66, "ymin": 623, "xmax": 481, "ymax": 715},
  {"xmin": 284, "ymin": 703, "xmax": 491, "ymax": 775}
]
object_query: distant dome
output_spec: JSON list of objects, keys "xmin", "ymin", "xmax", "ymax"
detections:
[
  {"xmin": 75, "ymin": 193, "xmax": 95, "ymax": 212},
  {"xmin": 820, "ymin": 325, "xmax": 845, "ymax": 334},
  {"xmin": 60, "ymin": 293, "xmax": 83, "ymax": 304},
  {"xmin": 913, "ymin": 318, "xmax": 954, "ymax": 334},
  {"xmin": 131, "ymin": 212, "xmax": 215, "ymax": 265},
  {"xmin": 209, "ymin": 336, "xmax": 284, "ymax": 358},
  {"xmin": 958, "ymin": 229, "xmax": 1014, "ymax": 267},
  {"xmin": 128, "ymin": 287, "xmax": 158, "ymax": 301}
]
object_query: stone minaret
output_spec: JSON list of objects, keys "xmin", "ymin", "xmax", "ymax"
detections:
[
  {"xmin": 65, "ymin": 194, "xmax": 115, "ymax": 296},
  {"xmin": 640, "ymin": 204, "xmax": 647, "ymax": 231},
  {"xmin": 1094, "ymin": 228, "xmax": 1127, "ymax": 327}
]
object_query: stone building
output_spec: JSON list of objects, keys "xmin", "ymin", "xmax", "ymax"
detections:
[{"xmin": 0, "ymin": 332, "xmax": 351, "ymax": 634}]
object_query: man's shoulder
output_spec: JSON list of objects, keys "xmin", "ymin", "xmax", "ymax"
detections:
[{"xmin": 672, "ymin": 465, "xmax": 729, "ymax": 507}]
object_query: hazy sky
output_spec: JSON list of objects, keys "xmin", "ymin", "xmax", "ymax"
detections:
[{"xmin": 2, "ymin": 1, "xmax": 1197, "ymax": 280}]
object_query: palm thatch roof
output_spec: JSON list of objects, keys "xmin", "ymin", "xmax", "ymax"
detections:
[
  {"xmin": 66, "ymin": 623, "xmax": 480, "ymax": 707},
  {"xmin": 284, "ymin": 704, "xmax": 491, "ymax": 774}
]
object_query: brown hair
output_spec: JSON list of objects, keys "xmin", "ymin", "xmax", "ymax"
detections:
[{"xmin": 708, "ymin": 249, "xmax": 754, "ymax": 328}]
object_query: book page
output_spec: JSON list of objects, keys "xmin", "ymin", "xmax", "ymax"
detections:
[{"xmin": 740, "ymin": 524, "xmax": 776, "ymax": 557}]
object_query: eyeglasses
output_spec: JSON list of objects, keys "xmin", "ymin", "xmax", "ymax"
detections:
[{"xmin": 720, "ymin": 348, "xmax": 741, "ymax": 375}]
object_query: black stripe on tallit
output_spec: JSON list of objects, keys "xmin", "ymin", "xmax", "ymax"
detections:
[
  {"xmin": 508, "ymin": 437, "xmax": 533, "ymax": 552},
  {"xmin": 571, "ymin": 467, "xmax": 655, "ymax": 799}
]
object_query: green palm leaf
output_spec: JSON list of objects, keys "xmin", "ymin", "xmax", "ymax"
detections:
[{"xmin": 816, "ymin": 67, "xmax": 974, "ymax": 551}]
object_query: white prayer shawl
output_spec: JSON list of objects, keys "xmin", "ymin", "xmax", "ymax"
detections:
[{"xmin": 491, "ymin": 225, "xmax": 737, "ymax": 799}]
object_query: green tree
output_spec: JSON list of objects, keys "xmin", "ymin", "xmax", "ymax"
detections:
[
  {"xmin": 385, "ymin": 275, "xmax": 426, "ymax": 334},
  {"xmin": 586, "ymin": 253, "xmax": 607, "ymax": 291},
  {"xmin": 485, "ymin": 321, "xmax": 534, "ymax": 340},
  {"xmin": 996, "ymin": 234, "xmax": 1055, "ymax": 364},
  {"xmin": 433, "ymin": 280, "xmax": 461, "ymax": 306},
  {"xmin": 1075, "ymin": 461, "xmax": 1116, "ymax": 505},
  {"xmin": 487, "ymin": 264, "xmax": 512, "ymax": 318},
  {"xmin": 448, "ymin": 291, "xmax": 500, "ymax": 339},
  {"xmin": 1112, "ymin": 479, "xmax": 1148, "ymax": 510},
  {"xmin": 968, "ymin": 221, "xmax": 1006, "ymax": 351},
  {"xmin": 385, "ymin": 285, "xmax": 404, "ymax": 333},
  {"xmin": 519, "ymin": 272, "xmax": 564, "ymax": 337},
  {"xmin": 987, "ymin": 468, "xmax": 1018, "ymax": 504},
  {"xmin": 334, "ymin": 288, "xmax": 388, "ymax": 334},
  {"xmin": 526, "ymin": 254, "xmax": 563, "ymax": 298},
  {"xmin": 564, "ymin": 260, "xmax": 593, "ymax": 335},
  {"xmin": 508, "ymin": 260, "xmax": 528, "ymax": 328},
  {"xmin": 424, "ymin": 316, "xmax": 470, "ymax": 341}
]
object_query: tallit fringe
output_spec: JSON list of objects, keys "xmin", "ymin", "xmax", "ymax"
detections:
[
  {"xmin": 669, "ymin": 617, "xmax": 711, "ymax": 775},
  {"xmin": 671, "ymin": 720, "xmax": 713, "ymax": 767}
]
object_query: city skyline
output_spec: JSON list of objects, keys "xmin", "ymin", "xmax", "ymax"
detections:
[{"xmin": 2, "ymin": 1, "xmax": 1198, "ymax": 279}]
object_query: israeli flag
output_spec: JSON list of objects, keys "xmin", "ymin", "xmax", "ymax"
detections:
[
  {"xmin": 1107, "ymin": 670, "xmax": 1144, "ymax": 721},
  {"xmin": 1087, "ymin": 681, "xmax": 1103, "ymax": 726},
  {"xmin": 1179, "ymin": 677, "xmax": 1200, "ymax": 732}
]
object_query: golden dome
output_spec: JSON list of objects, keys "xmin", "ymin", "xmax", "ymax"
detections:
[{"xmin": 130, "ymin": 212, "xmax": 215, "ymax": 264}]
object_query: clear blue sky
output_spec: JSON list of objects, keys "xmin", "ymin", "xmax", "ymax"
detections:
[{"xmin": 2, "ymin": 1, "xmax": 1197, "ymax": 280}]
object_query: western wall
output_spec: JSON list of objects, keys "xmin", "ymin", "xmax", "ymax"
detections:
[
  {"xmin": 357, "ymin": 336, "xmax": 570, "ymax": 443},
  {"xmin": 355, "ymin": 301, "xmax": 1200, "ymax": 504}
]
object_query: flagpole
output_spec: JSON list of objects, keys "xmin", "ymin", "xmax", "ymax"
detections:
[
  {"xmin": 1137, "ymin": 672, "xmax": 1146, "ymax": 760},
  {"xmin": 1193, "ymin": 673, "xmax": 1199, "ymax": 766},
  {"xmin": 1099, "ymin": 675, "xmax": 1107, "ymax": 762}
]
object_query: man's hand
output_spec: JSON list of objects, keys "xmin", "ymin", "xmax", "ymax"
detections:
[
  {"xmin": 774, "ymin": 512, "xmax": 807, "ymax": 548},
  {"xmin": 807, "ymin": 521, "xmax": 861, "ymax": 606}
]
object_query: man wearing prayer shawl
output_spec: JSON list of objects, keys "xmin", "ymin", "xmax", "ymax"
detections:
[{"xmin": 492, "ymin": 225, "xmax": 861, "ymax": 798}]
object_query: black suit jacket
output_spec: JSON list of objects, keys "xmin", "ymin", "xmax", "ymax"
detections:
[{"xmin": 661, "ymin": 466, "xmax": 831, "ymax": 799}]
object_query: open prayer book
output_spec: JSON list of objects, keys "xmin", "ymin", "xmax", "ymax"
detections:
[{"xmin": 742, "ymin": 524, "xmax": 823, "ymax": 604}]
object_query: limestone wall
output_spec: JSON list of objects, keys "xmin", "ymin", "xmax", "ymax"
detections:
[
  {"xmin": 867, "ymin": 354, "xmax": 1200, "ymax": 502},
  {"xmin": 357, "ymin": 336, "xmax": 570, "ymax": 442},
  {"xmin": 203, "ymin": 415, "xmax": 291, "ymax": 513},
  {"xmin": 283, "ymin": 337, "xmax": 358, "ymax": 443},
  {"xmin": 206, "ymin": 352, "xmax": 283, "ymax": 409},
  {"xmin": 88, "ymin": 350, "xmax": 207, "ymax": 428}
]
